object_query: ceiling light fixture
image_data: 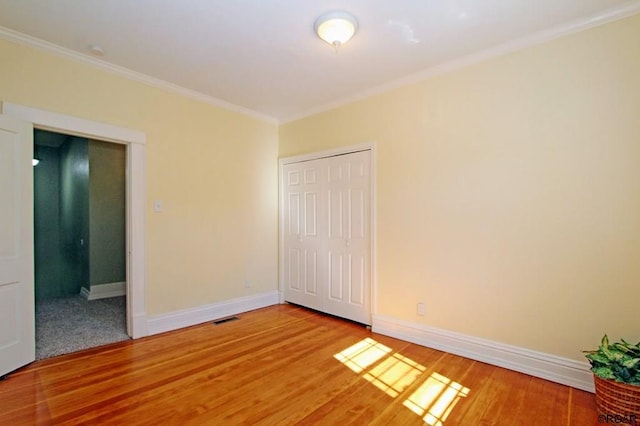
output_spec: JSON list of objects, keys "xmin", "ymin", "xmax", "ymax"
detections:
[
  {"xmin": 314, "ymin": 11, "xmax": 358, "ymax": 49},
  {"xmin": 33, "ymin": 145, "xmax": 40, "ymax": 166}
]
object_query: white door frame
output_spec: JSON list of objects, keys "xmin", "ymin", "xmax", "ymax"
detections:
[
  {"xmin": 2, "ymin": 102, "xmax": 148, "ymax": 338},
  {"xmin": 278, "ymin": 143, "xmax": 377, "ymax": 318}
]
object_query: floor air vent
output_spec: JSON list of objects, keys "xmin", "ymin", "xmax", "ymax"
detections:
[{"xmin": 212, "ymin": 316, "xmax": 239, "ymax": 325}]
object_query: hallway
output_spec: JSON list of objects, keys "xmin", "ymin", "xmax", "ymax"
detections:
[{"xmin": 36, "ymin": 295, "xmax": 129, "ymax": 360}]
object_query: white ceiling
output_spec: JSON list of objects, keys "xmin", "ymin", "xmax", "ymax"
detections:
[{"xmin": 0, "ymin": 1, "xmax": 638, "ymax": 122}]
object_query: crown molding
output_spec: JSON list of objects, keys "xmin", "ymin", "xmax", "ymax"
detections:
[
  {"xmin": 0, "ymin": 26, "xmax": 278, "ymax": 125},
  {"xmin": 281, "ymin": 0, "xmax": 640, "ymax": 124},
  {"xmin": 1, "ymin": 0, "xmax": 638, "ymax": 126}
]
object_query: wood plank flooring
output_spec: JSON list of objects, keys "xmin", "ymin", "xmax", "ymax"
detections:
[{"xmin": 0, "ymin": 304, "xmax": 599, "ymax": 425}]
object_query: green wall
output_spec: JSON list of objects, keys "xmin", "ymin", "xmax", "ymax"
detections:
[
  {"xmin": 33, "ymin": 145, "xmax": 64, "ymax": 299},
  {"xmin": 59, "ymin": 137, "xmax": 90, "ymax": 295},
  {"xmin": 89, "ymin": 140, "xmax": 126, "ymax": 285},
  {"xmin": 34, "ymin": 133, "xmax": 126, "ymax": 299}
]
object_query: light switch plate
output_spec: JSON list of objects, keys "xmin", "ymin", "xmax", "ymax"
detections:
[{"xmin": 417, "ymin": 302, "xmax": 426, "ymax": 316}]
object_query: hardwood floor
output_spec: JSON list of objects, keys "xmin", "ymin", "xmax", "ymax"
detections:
[{"xmin": 1, "ymin": 304, "xmax": 598, "ymax": 425}]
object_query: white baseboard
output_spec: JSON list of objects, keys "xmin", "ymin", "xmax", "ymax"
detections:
[
  {"xmin": 372, "ymin": 314, "xmax": 594, "ymax": 393},
  {"xmin": 146, "ymin": 291, "xmax": 281, "ymax": 336},
  {"xmin": 80, "ymin": 282, "xmax": 126, "ymax": 300}
]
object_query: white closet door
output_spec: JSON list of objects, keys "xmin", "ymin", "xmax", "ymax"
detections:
[
  {"xmin": 282, "ymin": 150, "xmax": 371, "ymax": 325},
  {"xmin": 282, "ymin": 159, "xmax": 324, "ymax": 310},
  {"xmin": 323, "ymin": 151, "xmax": 370, "ymax": 324}
]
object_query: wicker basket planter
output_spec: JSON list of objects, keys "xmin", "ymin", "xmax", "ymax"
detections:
[{"xmin": 594, "ymin": 374, "xmax": 640, "ymax": 417}]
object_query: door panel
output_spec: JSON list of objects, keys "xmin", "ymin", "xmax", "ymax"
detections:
[
  {"xmin": 304, "ymin": 250, "xmax": 317, "ymax": 295},
  {"xmin": 349, "ymin": 188, "xmax": 366, "ymax": 240},
  {"xmin": 0, "ymin": 137, "xmax": 17, "ymax": 258},
  {"xmin": 304, "ymin": 192, "xmax": 317, "ymax": 236},
  {"xmin": 0, "ymin": 284, "xmax": 20, "ymax": 346},
  {"xmin": 283, "ymin": 159, "xmax": 325, "ymax": 308},
  {"xmin": 350, "ymin": 256, "xmax": 366, "ymax": 305},
  {"xmin": 328, "ymin": 251, "xmax": 344, "ymax": 301},
  {"xmin": 328, "ymin": 189, "xmax": 343, "ymax": 239},
  {"xmin": 287, "ymin": 192, "xmax": 300, "ymax": 236},
  {"xmin": 0, "ymin": 116, "xmax": 34, "ymax": 377},
  {"xmin": 323, "ymin": 151, "xmax": 371, "ymax": 323},
  {"xmin": 287, "ymin": 248, "xmax": 301, "ymax": 291}
]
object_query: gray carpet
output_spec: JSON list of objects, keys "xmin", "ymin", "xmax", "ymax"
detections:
[{"xmin": 36, "ymin": 295, "xmax": 130, "ymax": 360}]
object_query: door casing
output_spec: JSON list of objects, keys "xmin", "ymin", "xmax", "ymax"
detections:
[{"xmin": 2, "ymin": 102, "xmax": 148, "ymax": 338}]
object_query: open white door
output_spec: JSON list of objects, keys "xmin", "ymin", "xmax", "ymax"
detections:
[{"xmin": 0, "ymin": 115, "xmax": 35, "ymax": 377}]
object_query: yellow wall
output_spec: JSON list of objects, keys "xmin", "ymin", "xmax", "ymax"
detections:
[
  {"xmin": 2, "ymin": 13, "xmax": 639, "ymax": 362},
  {"xmin": 280, "ymin": 15, "xmax": 640, "ymax": 361},
  {"xmin": 0, "ymin": 38, "xmax": 279, "ymax": 315}
]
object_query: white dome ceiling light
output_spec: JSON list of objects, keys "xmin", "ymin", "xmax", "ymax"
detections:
[{"xmin": 314, "ymin": 11, "xmax": 358, "ymax": 49}]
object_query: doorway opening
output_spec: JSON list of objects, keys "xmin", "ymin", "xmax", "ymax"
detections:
[
  {"xmin": 3, "ymin": 102, "xmax": 147, "ymax": 344},
  {"xmin": 0, "ymin": 102, "xmax": 146, "ymax": 374},
  {"xmin": 34, "ymin": 129, "xmax": 129, "ymax": 359}
]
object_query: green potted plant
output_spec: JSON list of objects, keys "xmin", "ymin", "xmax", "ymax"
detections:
[{"xmin": 584, "ymin": 335, "xmax": 640, "ymax": 419}]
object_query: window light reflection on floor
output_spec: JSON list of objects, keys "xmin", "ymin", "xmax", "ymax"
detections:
[
  {"xmin": 363, "ymin": 353, "xmax": 426, "ymax": 397},
  {"xmin": 334, "ymin": 338, "xmax": 470, "ymax": 424},
  {"xmin": 333, "ymin": 337, "xmax": 392, "ymax": 373},
  {"xmin": 403, "ymin": 372, "xmax": 470, "ymax": 425}
]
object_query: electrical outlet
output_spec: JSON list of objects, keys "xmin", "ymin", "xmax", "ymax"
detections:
[
  {"xmin": 417, "ymin": 302, "xmax": 426, "ymax": 316},
  {"xmin": 244, "ymin": 280, "xmax": 251, "ymax": 288}
]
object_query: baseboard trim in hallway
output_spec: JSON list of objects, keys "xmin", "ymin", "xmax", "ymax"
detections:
[{"xmin": 80, "ymin": 281, "xmax": 126, "ymax": 300}]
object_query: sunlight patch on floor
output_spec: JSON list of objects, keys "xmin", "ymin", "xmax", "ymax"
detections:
[
  {"xmin": 404, "ymin": 372, "xmax": 470, "ymax": 425},
  {"xmin": 363, "ymin": 353, "xmax": 426, "ymax": 397},
  {"xmin": 334, "ymin": 338, "xmax": 470, "ymax": 424},
  {"xmin": 333, "ymin": 337, "xmax": 392, "ymax": 373}
]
